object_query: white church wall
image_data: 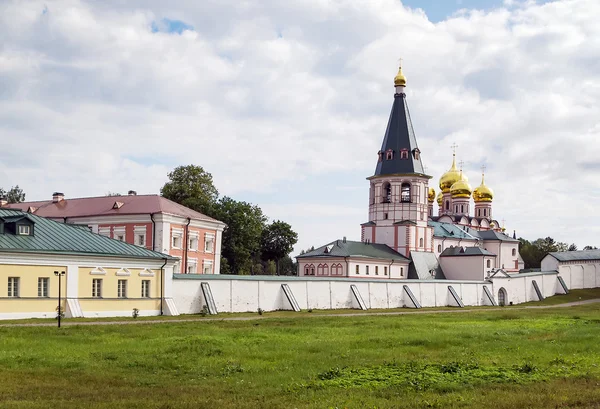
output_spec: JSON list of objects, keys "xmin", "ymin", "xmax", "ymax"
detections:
[
  {"xmin": 440, "ymin": 256, "xmax": 487, "ymax": 280},
  {"xmin": 556, "ymin": 262, "xmax": 600, "ymax": 290},
  {"xmin": 541, "ymin": 255, "xmax": 559, "ymax": 271}
]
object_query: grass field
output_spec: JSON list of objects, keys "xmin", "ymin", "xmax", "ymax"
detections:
[{"xmin": 1, "ymin": 299, "xmax": 600, "ymax": 408}]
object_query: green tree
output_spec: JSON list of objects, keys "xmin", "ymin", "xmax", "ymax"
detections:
[
  {"xmin": 279, "ymin": 255, "xmax": 297, "ymax": 276},
  {"xmin": 261, "ymin": 220, "xmax": 298, "ymax": 275},
  {"xmin": 568, "ymin": 243, "xmax": 578, "ymax": 251},
  {"xmin": 583, "ymin": 246, "xmax": 598, "ymax": 250},
  {"xmin": 0, "ymin": 185, "xmax": 26, "ymax": 203},
  {"xmin": 214, "ymin": 197, "xmax": 268, "ymax": 275},
  {"xmin": 160, "ymin": 165, "xmax": 219, "ymax": 216}
]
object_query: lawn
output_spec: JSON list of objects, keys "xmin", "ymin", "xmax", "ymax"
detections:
[{"xmin": 1, "ymin": 304, "xmax": 599, "ymax": 408}]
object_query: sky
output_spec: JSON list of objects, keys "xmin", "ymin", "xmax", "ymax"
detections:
[{"xmin": 1, "ymin": 0, "xmax": 599, "ymax": 255}]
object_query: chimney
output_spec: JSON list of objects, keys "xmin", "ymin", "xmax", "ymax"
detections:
[
  {"xmin": 343, "ymin": 236, "xmax": 347, "ymax": 243},
  {"xmin": 128, "ymin": 190, "xmax": 137, "ymax": 196},
  {"xmin": 52, "ymin": 192, "xmax": 64, "ymax": 203}
]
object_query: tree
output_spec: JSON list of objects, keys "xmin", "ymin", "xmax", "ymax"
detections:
[
  {"xmin": 261, "ymin": 220, "xmax": 298, "ymax": 275},
  {"xmin": 568, "ymin": 243, "xmax": 578, "ymax": 251},
  {"xmin": 583, "ymin": 245, "xmax": 598, "ymax": 250},
  {"xmin": 213, "ymin": 197, "xmax": 268, "ymax": 275},
  {"xmin": 160, "ymin": 165, "xmax": 219, "ymax": 216},
  {"xmin": 0, "ymin": 185, "xmax": 26, "ymax": 203},
  {"xmin": 279, "ymin": 255, "xmax": 297, "ymax": 276}
]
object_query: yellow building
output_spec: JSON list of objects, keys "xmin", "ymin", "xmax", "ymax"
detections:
[{"xmin": 0, "ymin": 208, "xmax": 178, "ymax": 320}]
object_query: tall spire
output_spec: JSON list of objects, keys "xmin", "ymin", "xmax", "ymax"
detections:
[{"xmin": 373, "ymin": 64, "xmax": 426, "ymax": 177}]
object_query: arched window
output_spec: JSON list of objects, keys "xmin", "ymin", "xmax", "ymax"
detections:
[
  {"xmin": 419, "ymin": 238, "xmax": 424, "ymax": 247},
  {"xmin": 401, "ymin": 183, "xmax": 411, "ymax": 203},
  {"xmin": 386, "ymin": 149, "xmax": 394, "ymax": 160},
  {"xmin": 382, "ymin": 182, "xmax": 391, "ymax": 203},
  {"xmin": 445, "ymin": 200, "xmax": 450, "ymax": 210},
  {"xmin": 486, "ymin": 259, "xmax": 491, "ymax": 268},
  {"xmin": 461, "ymin": 205, "xmax": 464, "ymax": 213},
  {"xmin": 438, "ymin": 245, "xmax": 442, "ymax": 252},
  {"xmin": 512, "ymin": 248, "xmax": 516, "ymax": 256},
  {"xmin": 323, "ymin": 264, "xmax": 329, "ymax": 275},
  {"xmin": 412, "ymin": 148, "xmax": 420, "ymax": 160},
  {"xmin": 483, "ymin": 209, "xmax": 487, "ymax": 217},
  {"xmin": 305, "ymin": 266, "xmax": 309, "ymax": 275},
  {"xmin": 377, "ymin": 151, "xmax": 383, "ymax": 162},
  {"xmin": 400, "ymin": 149, "xmax": 409, "ymax": 159}
]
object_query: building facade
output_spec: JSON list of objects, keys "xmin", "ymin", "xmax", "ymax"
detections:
[{"xmin": 5, "ymin": 192, "xmax": 226, "ymax": 275}]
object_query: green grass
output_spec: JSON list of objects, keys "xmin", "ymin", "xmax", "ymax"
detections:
[
  {"xmin": 1, "ymin": 304, "xmax": 600, "ymax": 408},
  {"xmin": 521, "ymin": 287, "xmax": 600, "ymax": 305}
]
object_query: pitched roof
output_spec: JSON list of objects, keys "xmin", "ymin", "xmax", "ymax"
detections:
[
  {"xmin": 6, "ymin": 194, "xmax": 222, "ymax": 224},
  {"xmin": 547, "ymin": 249, "xmax": 600, "ymax": 262},
  {"xmin": 373, "ymin": 93, "xmax": 428, "ymax": 177},
  {"xmin": 428, "ymin": 221, "xmax": 519, "ymax": 242},
  {"xmin": 296, "ymin": 239, "xmax": 409, "ymax": 261},
  {"xmin": 0, "ymin": 208, "xmax": 173, "ymax": 260},
  {"xmin": 408, "ymin": 251, "xmax": 445, "ymax": 280},
  {"xmin": 440, "ymin": 246, "xmax": 496, "ymax": 257}
]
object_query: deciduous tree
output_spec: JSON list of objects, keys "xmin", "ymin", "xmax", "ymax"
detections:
[
  {"xmin": 0, "ymin": 185, "xmax": 26, "ymax": 203},
  {"xmin": 161, "ymin": 165, "xmax": 219, "ymax": 216}
]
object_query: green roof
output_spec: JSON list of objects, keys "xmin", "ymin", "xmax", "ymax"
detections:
[
  {"xmin": 0, "ymin": 208, "xmax": 172, "ymax": 260},
  {"xmin": 548, "ymin": 249, "xmax": 600, "ymax": 262},
  {"xmin": 296, "ymin": 239, "xmax": 409, "ymax": 261}
]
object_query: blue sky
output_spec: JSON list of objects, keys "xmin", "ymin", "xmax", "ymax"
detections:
[{"xmin": 1, "ymin": 0, "xmax": 599, "ymax": 254}]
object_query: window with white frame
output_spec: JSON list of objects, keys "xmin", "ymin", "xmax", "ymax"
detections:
[
  {"xmin": 384, "ymin": 266, "xmax": 388, "ymax": 275},
  {"xmin": 113, "ymin": 227, "xmax": 126, "ymax": 242},
  {"xmin": 204, "ymin": 234, "xmax": 215, "ymax": 253},
  {"xmin": 366, "ymin": 265, "xmax": 369, "ymax": 275},
  {"xmin": 134, "ymin": 226, "xmax": 147, "ymax": 247},
  {"xmin": 141, "ymin": 280, "xmax": 150, "ymax": 298},
  {"xmin": 117, "ymin": 279, "xmax": 127, "ymax": 298},
  {"xmin": 98, "ymin": 227, "xmax": 111, "ymax": 237},
  {"xmin": 38, "ymin": 277, "xmax": 49, "ymax": 297},
  {"xmin": 18, "ymin": 225, "xmax": 31, "ymax": 235},
  {"xmin": 203, "ymin": 260, "xmax": 213, "ymax": 275},
  {"xmin": 187, "ymin": 260, "xmax": 197, "ymax": 274},
  {"xmin": 172, "ymin": 229, "xmax": 183, "ymax": 249},
  {"xmin": 8, "ymin": 277, "xmax": 19, "ymax": 297},
  {"xmin": 375, "ymin": 266, "xmax": 379, "ymax": 275},
  {"xmin": 188, "ymin": 234, "xmax": 199, "ymax": 251},
  {"xmin": 92, "ymin": 278, "xmax": 102, "ymax": 298}
]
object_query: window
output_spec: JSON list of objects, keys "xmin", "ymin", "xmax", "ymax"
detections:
[
  {"xmin": 116, "ymin": 235, "xmax": 125, "ymax": 242},
  {"xmin": 401, "ymin": 183, "xmax": 411, "ymax": 203},
  {"xmin": 377, "ymin": 151, "xmax": 383, "ymax": 162},
  {"xmin": 331, "ymin": 263, "xmax": 343, "ymax": 275},
  {"xmin": 438, "ymin": 245, "xmax": 442, "ymax": 252},
  {"xmin": 117, "ymin": 279, "xmax": 127, "ymax": 298},
  {"xmin": 92, "ymin": 278, "xmax": 102, "ymax": 298},
  {"xmin": 18, "ymin": 225, "xmax": 31, "ymax": 235},
  {"xmin": 375, "ymin": 266, "xmax": 379, "ymax": 275},
  {"xmin": 310, "ymin": 267, "xmax": 315, "ymax": 275},
  {"xmin": 419, "ymin": 238, "xmax": 424, "ymax": 247},
  {"xmin": 383, "ymin": 213, "xmax": 388, "ymax": 220},
  {"xmin": 203, "ymin": 261, "xmax": 213, "ymax": 274},
  {"xmin": 189, "ymin": 235, "xmax": 198, "ymax": 251},
  {"xmin": 382, "ymin": 182, "xmax": 391, "ymax": 203},
  {"xmin": 141, "ymin": 280, "xmax": 150, "ymax": 298},
  {"xmin": 98, "ymin": 227, "xmax": 110, "ymax": 237},
  {"xmin": 8, "ymin": 277, "xmax": 19, "ymax": 297},
  {"xmin": 384, "ymin": 266, "xmax": 388, "ymax": 275},
  {"xmin": 400, "ymin": 149, "xmax": 409, "ymax": 159},
  {"xmin": 172, "ymin": 235, "xmax": 181, "ymax": 249},
  {"xmin": 413, "ymin": 148, "xmax": 420, "ymax": 160},
  {"xmin": 187, "ymin": 260, "xmax": 197, "ymax": 274},
  {"xmin": 38, "ymin": 277, "xmax": 49, "ymax": 297},
  {"xmin": 401, "ymin": 267, "xmax": 404, "ymax": 277},
  {"xmin": 205, "ymin": 235, "xmax": 215, "ymax": 253},
  {"xmin": 386, "ymin": 149, "xmax": 394, "ymax": 160},
  {"xmin": 366, "ymin": 266, "xmax": 369, "ymax": 275},
  {"xmin": 512, "ymin": 248, "xmax": 516, "ymax": 256},
  {"xmin": 305, "ymin": 266, "xmax": 309, "ymax": 275},
  {"xmin": 355, "ymin": 265, "xmax": 359, "ymax": 274},
  {"xmin": 461, "ymin": 205, "xmax": 464, "ymax": 213},
  {"xmin": 487, "ymin": 259, "xmax": 491, "ymax": 268},
  {"xmin": 136, "ymin": 234, "xmax": 145, "ymax": 247}
]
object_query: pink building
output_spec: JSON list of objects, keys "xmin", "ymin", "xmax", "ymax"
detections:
[{"xmin": 6, "ymin": 191, "xmax": 226, "ymax": 275}]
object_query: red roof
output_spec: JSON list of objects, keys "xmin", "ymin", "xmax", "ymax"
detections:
[{"xmin": 6, "ymin": 194, "xmax": 222, "ymax": 224}]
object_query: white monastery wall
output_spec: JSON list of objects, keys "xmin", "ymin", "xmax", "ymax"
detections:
[
  {"xmin": 440, "ymin": 257, "xmax": 491, "ymax": 281},
  {"xmin": 557, "ymin": 263, "xmax": 600, "ymax": 289}
]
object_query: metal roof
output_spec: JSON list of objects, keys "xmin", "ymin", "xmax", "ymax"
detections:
[
  {"xmin": 0, "ymin": 208, "xmax": 173, "ymax": 260},
  {"xmin": 440, "ymin": 247, "xmax": 496, "ymax": 257},
  {"xmin": 372, "ymin": 93, "xmax": 428, "ymax": 178},
  {"xmin": 548, "ymin": 249, "xmax": 600, "ymax": 262},
  {"xmin": 296, "ymin": 239, "xmax": 409, "ymax": 261},
  {"xmin": 428, "ymin": 221, "xmax": 519, "ymax": 242},
  {"xmin": 408, "ymin": 251, "xmax": 445, "ymax": 279}
]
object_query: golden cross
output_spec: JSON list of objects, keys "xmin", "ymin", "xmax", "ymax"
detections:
[
  {"xmin": 398, "ymin": 57, "xmax": 403, "ymax": 67},
  {"xmin": 481, "ymin": 164, "xmax": 486, "ymax": 174},
  {"xmin": 450, "ymin": 142, "xmax": 458, "ymax": 155},
  {"xmin": 458, "ymin": 160, "xmax": 464, "ymax": 171}
]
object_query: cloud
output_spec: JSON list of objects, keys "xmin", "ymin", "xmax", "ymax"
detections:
[{"xmin": 1, "ymin": 0, "xmax": 599, "ymax": 254}]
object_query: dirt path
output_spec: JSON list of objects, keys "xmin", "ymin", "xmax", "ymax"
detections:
[{"xmin": 1, "ymin": 298, "xmax": 598, "ymax": 328}]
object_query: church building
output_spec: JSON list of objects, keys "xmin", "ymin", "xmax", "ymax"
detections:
[{"xmin": 297, "ymin": 64, "xmax": 523, "ymax": 280}]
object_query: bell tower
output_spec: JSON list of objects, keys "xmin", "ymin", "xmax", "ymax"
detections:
[{"xmin": 361, "ymin": 63, "xmax": 433, "ymax": 257}]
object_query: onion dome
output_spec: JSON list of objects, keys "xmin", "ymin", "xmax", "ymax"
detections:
[
  {"xmin": 450, "ymin": 172, "xmax": 472, "ymax": 198},
  {"xmin": 439, "ymin": 154, "xmax": 462, "ymax": 193},
  {"xmin": 428, "ymin": 187, "xmax": 436, "ymax": 203},
  {"xmin": 394, "ymin": 65, "xmax": 407, "ymax": 87},
  {"xmin": 473, "ymin": 173, "xmax": 494, "ymax": 203},
  {"xmin": 436, "ymin": 191, "xmax": 443, "ymax": 206}
]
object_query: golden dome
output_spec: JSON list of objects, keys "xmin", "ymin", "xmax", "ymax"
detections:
[
  {"xmin": 439, "ymin": 155, "xmax": 462, "ymax": 193},
  {"xmin": 394, "ymin": 65, "xmax": 407, "ymax": 87},
  {"xmin": 436, "ymin": 191, "xmax": 443, "ymax": 206},
  {"xmin": 473, "ymin": 173, "xmax": 494, "ymax": 203},
  {"xmin": 450, "ymin": 172, "xmax": 472, "ymax": 198},
  {"xmin": 428, "ymin": 187, "xmax": 436, "ymax": 203}
]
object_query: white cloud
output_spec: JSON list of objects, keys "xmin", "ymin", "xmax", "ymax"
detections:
[{"xmin": 1, "ymin": 0, "xmax": 599, "ymax": 254}]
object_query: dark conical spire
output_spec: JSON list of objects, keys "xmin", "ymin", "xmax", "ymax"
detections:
[{"xmin": 373, "ymin": 91, "xmax": 426, "ymax": 177}]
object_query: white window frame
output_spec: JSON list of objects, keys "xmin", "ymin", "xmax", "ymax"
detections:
[
  {"xmin": 18, "ymin": 225, "xmax": 31, "ymax": 235},
  {"xmin": 141, "ymin": 280, "xmax": 151, "ymax": 298},
  {"xmin": 139, "ymin": 268, "xmax": 155, "ymax": 277},
  {"xmin": 98, "ymin": 227, "xmax": 111, "ymax": 237},
  {"xmin": 204, "ymin": 234, "xmax": 215, "ymax": 253},
  {"xmin": 202, "ymin": 260, "xmax": 213, "ymax": 275},
  {"xmin": 172, "ymin": 228, "xmax": 184, "ymax": 249},
  {"xmin": 116, "ymin": 268, "xmax": 131, "ymax": 276},
  {"xmin": 92, "ymin": 278, "xmax": 103, "ymax": 298},
  {"xmin": 117, "ymin": 279, "xmax": 128, "ymax": 298},
  {"xmin": 8, "ymin": 277, "xmax": 20, "ymax": 297},
  {"xmin": 187, "ymin": 259, "xmax": 197, "ymax": 274},
  {"xmin": 113, "ymin": 226, "xmax": 126, "ymax": 242},
  {"xmin": 90, "ymin": 267, "xmax": 107, "ymax": 275},
  {"xmin": 38, "ymin": 277, "xmax": 49, "ymax": 297},
  {"xmin": 188, "ymin": 234, "xmax": 199, "ymax": 251}
]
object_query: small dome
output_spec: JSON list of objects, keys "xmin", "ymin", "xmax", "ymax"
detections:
[
  {"xmin": 439, "ymin": 155, "xmax": 462, "ymax": 193},
  {"xmin": 394, "ymin": 66, "xmax": 407, "ymax": 87},
  {"xmin": 428, "ymin": 187, "xmax": 436, "ymax": 203},
  {"xmin": 450, "ymin": 173, "xmax": 472, "ymax": 198},
  {"xmin": 473, "ymin": 174, "xmax": 494, "ymax": 203},
  {"xmin": 436, "ymin": 191, "xmax": 443, "ymax": 206}
]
